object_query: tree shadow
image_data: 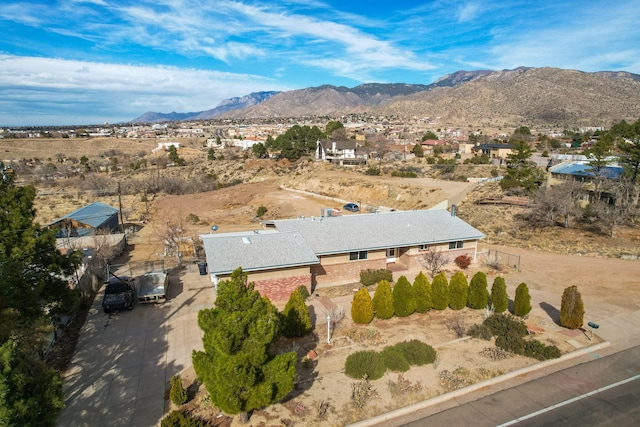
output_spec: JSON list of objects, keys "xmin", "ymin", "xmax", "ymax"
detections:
[{"xmin": 539, "ymin": 302, "xmax": 561, "ymax": 324}]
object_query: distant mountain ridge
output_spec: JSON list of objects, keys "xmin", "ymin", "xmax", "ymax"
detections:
[
  {"xmin": 130, "ymin": 91, "xmax": 280, "ymax": 123},
  {"xmin": 130, "ymin": 68, "xmax": 640, "ymax": 129}
]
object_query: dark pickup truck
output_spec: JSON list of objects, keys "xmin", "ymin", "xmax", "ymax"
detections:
[{"xmin": 102, "ymin": 276, "xmax": 136, "ymax": 313}]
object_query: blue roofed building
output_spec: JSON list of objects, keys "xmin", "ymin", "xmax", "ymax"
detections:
[
  {"xmin": 49, "ymin": 202, "xmax": 120, "ymax": 238},
  {"xmin": 549, "ymin": 162, "xmax": 624, "ymax": 181},
  {"xmin": 201, "ymin": 208, "xmax": 485, "ymax": 301}
]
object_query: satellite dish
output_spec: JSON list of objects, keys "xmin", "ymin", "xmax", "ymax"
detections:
[{"xmin": 211, "ymin": 225, "xmax": 218, "ymax": 231}]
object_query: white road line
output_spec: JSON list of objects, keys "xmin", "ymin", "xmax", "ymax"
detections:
[{"xmin": 496, "ymin": 374, "xmax": 640, "ymax": 426}]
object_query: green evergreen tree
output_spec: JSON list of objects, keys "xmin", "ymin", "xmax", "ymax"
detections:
[
  {"xmin": 431, "ymin": 273, "xmax": 449, "ymax": 310},
  {"xmin": 467, "ymin": 271, "xmax": 489, "ymax": 309},
  {"xmin": 393, "ymin": 275, "xmax": 417, "ymax": 317},
  {"xmin": 169, "ymin": 375, "xmax": 188, "ymax": 405},
  {"xmin": 448, "ymin": 271, "xmax": 469, "ymax": 310},
  {"xmin": 0, "ymin": 340, "xmax": 64, "ymax": 427},
  {"xmin": 351, "ymin": 288, "xmax": 374, "ymax": 324},
  {"xmin": 513, "ymin": 282, "xmax": 532, "ymax": 317},
  {"xmin": 192, "ymin": 268, "xmax": 296, "ymax": 417},
  {"xmin": 413, "ymin": 272, "xmax": 432, "ymax": 313},
  {"xmin": 372, "ymin": 280, "xmax": 394, "ymax": 319},
  {"xmin": 282, "ymin": 288, "xmax": 312, "ymax": 337},
  {"xmin": 560, "ymin": 285, "xmax": 585, "ymax": 330},
  {"xmin": 490, "ymin": 276, "xmax": 509, "ymax": 313},
  {"xmin": 0, "ymin": 175, "xmax": 81, "ymax": 426}
]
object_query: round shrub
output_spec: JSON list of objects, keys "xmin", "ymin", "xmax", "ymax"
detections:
[
  {"xmin": 483, "ymin": 313, "xmax": 528, "ymax": 338},
  {"xmin": 345, "ymin": 350, "xmax": 386, "ymax": 380},
  {"xmin": 395, "ymin": 340, "xmax": 437, "ymax": 366},
  {"xmin": 381, "ymin": 346, "xmax": 410, "ymax": 372},
  {"xmin": 169, "ymin": 376, "xmax": 188, "ymax": 406},
  {"xmin": 360, "ymin": 269, "xmax": 393, "ymax": 286},
  {"xmin": 495, "ymin": 329, "xmax": 525, "ymax": 355},
  {"xmin": 161, "ymin": 410, "xmax": 207, "ymax": 427},
  {"xmin": 467, "ymin": 323, "xmax": 493, "ymax": 340}
]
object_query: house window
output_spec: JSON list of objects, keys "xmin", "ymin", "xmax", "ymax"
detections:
[
  {"xmin": 349, "ymin": 251, "xmax": 368, "ymax": 261},
  {"xmin": 449, "ymin": 241, "xmax": 463, "ymax": 250}
]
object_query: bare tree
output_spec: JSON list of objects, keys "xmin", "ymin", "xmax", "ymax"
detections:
[
  {"xmin": 529, "ymin": 181, "xmax": 583, "ymax": 228},
  {"xmin": 419, "ymin": 247, "xmax": 449, "ymax": 277},
  {"xmin": 155, "ymin": 214, "xmax": 187, "ymax": 266}
]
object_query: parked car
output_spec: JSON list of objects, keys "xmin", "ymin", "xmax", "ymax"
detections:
[
  {"xmin": 102, "ymin": 275, "xmax": 136, "ymax": 313},
  {"xmin": 343, "ymin": 202, "xmax": 359, "ymax": 212}
]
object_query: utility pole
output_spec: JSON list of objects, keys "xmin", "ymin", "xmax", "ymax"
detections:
[{"xmin": 117, "ymin": 182, "xmax": 126, "ymax": 244}]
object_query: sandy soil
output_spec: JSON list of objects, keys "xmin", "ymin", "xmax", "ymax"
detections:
[
  {"xmin": 29, "ymin": 155, "xmax": 639, "ymax": 426},
  {"xmin": 146, "ymin": 174, "xmax": 639, "ymax": 426}
]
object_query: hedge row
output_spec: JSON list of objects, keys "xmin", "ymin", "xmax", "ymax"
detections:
[{"xmin": 344, "ymin": 340, "xmax": 437, "ymax": 380}]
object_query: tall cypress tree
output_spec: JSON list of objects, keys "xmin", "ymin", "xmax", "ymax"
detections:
[
  {"xmin": 393, "ymin": 275, "xmax": 416, "ymax": 317},
  {"xmin": 449, "ymin": 271, "xmax": 469, "ymax": 310},
  {"xmin": 490, "ymin": 276, "xmax": 509, "ymax": 313},
  {"xmin": 513, "ymin": 282, "xmax": 532, "ymax": 317},
  {"xmin": 282, "ymin": 288, "xmax": 312, "ymax": 337},
  {"xmin": 467, "ymin": 271, "xmax": 489, "ymax": 309},
  {"xmin": 351, "ymin": 288, "xmax": 374, "ymax": 324},
  {"xmin": 372, "ymin": 280, "xmax": 394, "ymax": 319},
  {"xmin": 560, "ymin": 285, "xmax": 584, "ymax": 329},
  {"xmin": 413, "ymin": 272, "xmax": 432, "ymax": 313},
  {"xmin": 431, "ymin": 273, "xmax": 449, "ymax": 310},
  {"xmin": 193, "ymin": 268, "xmax": 297, "ymax": 418}
]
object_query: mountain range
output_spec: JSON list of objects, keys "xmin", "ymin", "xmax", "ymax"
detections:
[{"xmin": 131, "ymin": 67, "xmax": 640, "ymax": 129}]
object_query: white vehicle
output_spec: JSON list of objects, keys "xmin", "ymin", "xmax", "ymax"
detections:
[{"xmin": 137, "ymin": 271, "xmax": 169, "ymax": 303}]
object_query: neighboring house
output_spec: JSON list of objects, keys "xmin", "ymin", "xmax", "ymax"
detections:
[
  {"xmin": 152, "ymin": 142, "xmax": 180, "ymax": 153},
  {"xmin": 548, "ymin": 161, "xmax": 624, "ymax": 204},
  {"xmin": 472, "ymin": 143, "xmax": 514, "ymax": 159},
  {"xmin": 201, "ymin": 208, "xmax": 485, "ymax": 301},
  {"xmin": 316, "ymin": 140, "xmax": 366, "ymax": 165},
  {"xmin": 49, "ymin": 202, "xmax": 120, "ymax": 238},
  {"xmin": 420, "ymin": 139, "xmax": 447, "ymax": 155},
  {"xmin": 549, "ymin": 161, "xmax": 624, "ymax": 182}
]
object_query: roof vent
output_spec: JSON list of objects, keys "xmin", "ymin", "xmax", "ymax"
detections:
[{"xmin": 241, "ymin": 237, "xmax": 251, "ymax": 244}]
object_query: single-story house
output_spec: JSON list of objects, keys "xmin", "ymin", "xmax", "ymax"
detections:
[
  {"xmin": 201, "ymin": 208, "xmax": 485, "ymax": 301},
  {"xmin": 472, "ymin": 143, "xmax": 514, "ymax": 159},
  {"xmin": 49, "ymin": 201, "xmax": 120, "ymax": 238},
  {"xmin": 549, "ymin": 162, "xmax": 624, "ymax": 181}
]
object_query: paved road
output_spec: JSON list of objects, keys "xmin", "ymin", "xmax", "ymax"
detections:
[
  {"xmin": 57, "ymin": 264, "xmax": 215, "ymax": 427},
  {"xmin": 401, "ymin": 345, "xmax": 640, "ymax": 427}
]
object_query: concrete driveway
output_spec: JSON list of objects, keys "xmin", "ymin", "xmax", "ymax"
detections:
[{"xmin": 57, "ymin": 264, "xmax": 215, "ymax": 427}]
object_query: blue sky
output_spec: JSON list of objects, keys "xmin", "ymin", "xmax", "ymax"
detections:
[{"xmin": 1, "ymin": 0, "xmax": 639, "ymax": 127}]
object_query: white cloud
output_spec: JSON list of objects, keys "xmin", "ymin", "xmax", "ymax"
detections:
[
  {"xmin": 457, "ymin": 3, "xmax": 480, "ymax": 23},
  {"xmin": 0, "ymin": 55, "xmax": 290, "ymax": 125}
]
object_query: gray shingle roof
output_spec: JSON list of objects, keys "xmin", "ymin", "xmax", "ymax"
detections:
[
  {"xmin": 201, "ymin": 230, "xmax": 319, "ymax": 275},
  {"xmin": 201, "ymin": 209, "xmax": 484, "ymax": 276},
  {"xmin": 272, "ymin": 209, "xmax": 485, "ymax": 255}
]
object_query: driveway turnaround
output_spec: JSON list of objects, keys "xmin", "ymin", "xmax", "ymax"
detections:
[{"xmin": 57, "ymin": 265, "xmax": 215, "ymax": 427}]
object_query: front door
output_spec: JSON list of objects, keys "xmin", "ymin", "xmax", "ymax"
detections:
[{"xmin": 386, "ymin": 247, "xmax": 397, "ymax": 263}]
